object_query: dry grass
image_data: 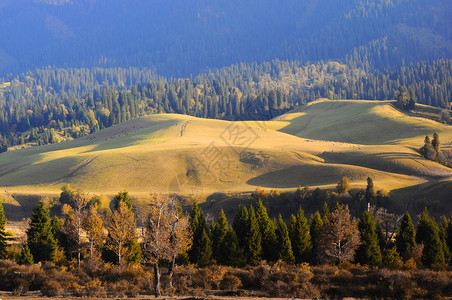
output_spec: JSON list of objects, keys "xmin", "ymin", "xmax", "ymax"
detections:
[{"xmin": 1, "ymin": 100, "xmax": 451, "ymax": 220}]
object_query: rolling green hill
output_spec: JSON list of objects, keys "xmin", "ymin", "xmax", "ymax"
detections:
[{"xmin": 1, "ymin": 100, "xmax": 451, "ymax": 219}]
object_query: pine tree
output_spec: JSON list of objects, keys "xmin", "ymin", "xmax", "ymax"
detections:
[
  {"xmin": 26, "ymin": 201, "xmax": 57, "ymax": 262},
  {"xmin": 439, "ymin": 216, "xmax": 451, "ymax": 262},
  {"xmin": 19, "ymin": 244, "xmax": 34, "ymax": 265},
  {"xmin": 211, "ymin": 209, "xmax": 229, "ymax": 262},
  {"xmin": 233, "ymin": 205, "xmax": 249, "ymax": 250},
  {"xmin": 246, "ymin": 207, "xmax": 262, "ymax": 266},
  {"xmin": 217, "ymin": 227, "xmax": 245, "ymax": 267},
  {"xmin": 289, "ymin": 207, "xmax": 311, "ymax": 263},
  {"xmin": 431, "ymin": 133, "xmax": 440, "ymax": 154},
  {"xmin": 0, "ymin": 199, "xmax": 7, "ymax": 259},
  {"xmin": 396, "ymin": 212, "xmax": 416, "ymax": 260},
  {"xmin": 112, "ymin": 190, "xmax": 133, "ymax": 211},
  {"xmin": 255, "ymin": 200, "xmax": 278, "ymax": 261},
  {"xmin": 275, "ymin": 215, "xmax": 294, "ymax": 263},
  {"xmin": 310, "ymin": 211, "xmax": 323, "ymax": 263},
  {"xmin": 365, "ymin": 177, "xmax": 375, "ymax": 203},
  {"xmin": 198, "ymin": 228, "xmax": 213, "ymax": 265},
  {"xmin": 416, "ymin": 208, "xmax": 445, "ymax": 266},
  {"xmin": 188, "ymin": 202, "xmax": 211, "ymax": 263},
  {"xmin": 355, "ymin": 211, "xmax": 382, "ymax": 266}
]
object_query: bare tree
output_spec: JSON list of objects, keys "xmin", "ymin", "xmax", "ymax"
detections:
[
  {"xmin": 142, "ymin": 194, "xmax": 192, "ymax": 297},
  {"xmin": 106, "ymin": 201, "xmax": 136, "ymax": 268},
  {"xmin": 318, "ymin": 204, "xmax": 360, "ymax": 264},
  {"xmin": 82, "ymin": 205, "xmax": 105, "ymax": 264},
  {"xmin": 374, "ymin": 207, "xmax": 401, "ymax": 246},
  {"xmin": 62, "ymin": 191, "xmax": 88, "ymax": 267}
]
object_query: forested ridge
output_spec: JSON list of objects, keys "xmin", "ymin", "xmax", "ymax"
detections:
[
  {"xmin": 0, "ymin": 0, "xmax": 450, "ymax": 76},
  {"xmin": 0, "ymin": 59, "xmax": 451, "ymax": 151}
]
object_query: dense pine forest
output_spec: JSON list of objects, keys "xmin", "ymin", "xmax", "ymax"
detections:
[
  {"xmin": 1, "ymin": 59, "xmax": 451, "ymax": 151},
  {"xmin": 0, "ymin": 0, "xmax": 451, "ymax": 76}
]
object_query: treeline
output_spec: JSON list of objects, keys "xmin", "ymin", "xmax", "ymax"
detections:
[
  {"xmin": 0, "ymin": 0, "xmax": 450, "ymax": 76},
  {"xmin": 0, "ymin": 59, "xmax": 451, "ymax": 151},
  {"xmin": 1, "ymin": 181, "xmax": 452, "ymax": 297}
]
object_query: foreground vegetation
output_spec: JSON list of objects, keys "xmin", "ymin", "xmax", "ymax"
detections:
[{"xmin": 1, "ymin": 181, "xmax": 452, "ymax": 298}]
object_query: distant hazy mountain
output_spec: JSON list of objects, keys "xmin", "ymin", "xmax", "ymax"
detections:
[{"xmin": 0, "ymin": 0, "xmax": 451, "ymax": 76}]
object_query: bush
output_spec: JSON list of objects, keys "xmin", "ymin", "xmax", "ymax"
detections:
[
  {"xmin": 41, "ymin": 279, "xmax": 62, "ymax": 297},
  {"xmin": 220, "ymin": 272, "xmax": 242, "ymax": 291},
  {"xmin": 85, "ymin": 278, "xmax": 106, "ymax": 298}
]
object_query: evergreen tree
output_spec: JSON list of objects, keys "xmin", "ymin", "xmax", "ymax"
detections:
[
  {"xmin": 439, "ymin": 216, "xmax": 451, "ymax": 262},
  {"xmin": 396, "ymin": 212, "xmax": 416, "ymax": 260},
  {"xmin": 275, "ymin": 215, "xmax": 295, "ymax": 264},
  {"xmin": 211, "ymin": 209, "xmax": 229, "ymax": 262},
  {"xmin": 19, "ymin": 244, "xmax": 34, "ymax": 265},
  {"xmin": 197, "ymin": 228, "xmax": 213, "ymax": 265},
  {"xmin": 416, "ymin": 208, "xmax": 445, "ymax": 266},
  {"xmin": 112, "ymin": 191, "xmax": 133, "ymax": 211},
  {"xmin": 321, "ymin": 202, "xmax": 330, "ymax": 222},
  {"xmin": 365, "ymin": 177, "xmax": 375, "ymax": 203},
  {"xmin": 232, "ymin": 205, "xmax": 249, "ymax": 250},
  {"xmin": 188, "ymin": 202, "xmax": 211, "ymax": 263},
  {"xmin": 289, "ymin": 207, "xmax": 311, "ymax": 263},
  {"xmin": 0, "ymin": 199, "xmax": 7, "ymax": 259},
  {"xmin": 246, "ymin": 207, "xmax": 262, "ymax": 266},
  {"xmin": 26, "ymin": 201, "xmax": 57, "ymax": 262},
  {"xmin": 355, "ymin": 211, "xmax": 382, "ymax": 266},
  {"xmin": 310, "ymin": 211, "xmax": 323, "ymax": 263},
  {"xmin": 431, "ymin": 133, "xmax": 440, "ymax": 154},
  {"xmin": 255, "ymin": 200, "xmax": 278, "ymax": 261},
  {"xmin": 217, "ymin": 227, "xmax": 245, "ymax": 267},
  {"xmin": 447, "ymin": 215, "xmax": 452, "ymax": 265}
]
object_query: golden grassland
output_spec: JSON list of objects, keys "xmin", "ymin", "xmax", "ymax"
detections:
[{"xmin": 1, "ymin": 99, "xmax": 451, "ymax": 219}]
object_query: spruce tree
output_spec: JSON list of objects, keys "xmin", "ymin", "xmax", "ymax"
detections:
[
  {"xmin": 321, "ymin": 202, "xmax": 330, "ymax": 222},
  {"xmin": 365, "ymin": 177, "xmax": 375, "ymax": 203},
  {"xmin": 246, "ymin": 207, "xmax": 262, "ymax": 266},
  {"xmin": 0, "ymin": 199, "xmax": 7, "ymax": 259},
  {"xmin": 275, "ymin": 215, "xmax": 294, "ymax": 264},
  {"xmin": 188, "ymin": 202, "xmax": 211, "ymax": 263},
  {"xmin": 26, "ymin": 201, "xmax": 57, "ymax": 262},
  {"xmin": 310, "ymin": 211, "xmax": 323, "ymax": 263},
  {"xmin": 289, "ymin": 207, "xmax": 311, "ymax": 263},
  {"xmin": 19, "ymin": 244, "xmax": 34, "ymax": 265},
  {"xmin": 255, "ymin": 200, "xmax": 278, "ymax": 261},
  {"xmin": 432, "ymin": 133, "xmax": 440, "ymax": 154},
  {"xmin": 439, "ymin": 216, "xmax": 451, "ymax": 262},
  {"xmin": 447, "ymin": 215, "xmax": 452, "ymax": 265},
  {"xmin": 416, "ymin": 208, "xmax": 445, "ymax": 266},
  {"xmin": 211, "ymin": 209, "xmax": 229, "ymax": 262},
  {"xmin": 355, "ymin": 211, "xmax": 382, "ymax": 266},
  {"xmin": 232, "ymin": 205, "xmax": 249, "ymax": 250},
  {"xmin": 198, "ymin": 228, "xmax": 213, "ymax": 265},
  {"xmin": 217, "ymin": 227, "xmax": 245, "ymax": 267},
  {"xmin": 396, "ymin": 212, "xmax": 416, "ymax": 260},
  {"xmin": 112, "ymin": 191, "xmax": 133, "ymax": 210}
]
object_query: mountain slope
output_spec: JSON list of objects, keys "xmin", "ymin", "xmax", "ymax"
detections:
[
  {"xmin": 0, "ymin": 0, "xmax": 450, "ymax": 76},
  {"xmin": 1, "ymin": 100, "xmax": 451, "ymax": 202}
]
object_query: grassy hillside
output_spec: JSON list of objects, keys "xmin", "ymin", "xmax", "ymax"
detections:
[{"xmin": 1, "ymin": 100, "xmax": 451, "ymax": 219}]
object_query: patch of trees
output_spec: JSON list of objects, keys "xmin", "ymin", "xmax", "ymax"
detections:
[
  {"xmin": 1, "ymin": 190, "xmax": 452, "ymax": 298},
  {"xmin": 419, "ymin": 133, "xmax": 452, "ymax": 168}
]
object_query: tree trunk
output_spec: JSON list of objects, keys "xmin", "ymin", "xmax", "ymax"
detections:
[
  {"xmin": 168, "ymin": 255, "xmax": 176, "ymax": 289},
  {"xmin": 154, "ymin": 262, "xmax": 161, "ymax": 297}
]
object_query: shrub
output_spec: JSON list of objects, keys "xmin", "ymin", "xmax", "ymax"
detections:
[
  {"xmin": 41, "ymin": 279, "xmax": 62, "ymax": 297},
  {"xmin": 85, "ymin": 278, "xmax": 106, "ymax": 298},
  {"xmin": 220, "ymin": 272, "xmax": 242, "ymax": 291}
]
